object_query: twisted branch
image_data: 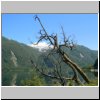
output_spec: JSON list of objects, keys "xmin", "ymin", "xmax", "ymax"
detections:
[{"xmin": 32, "ymin": 15, "xmax": 90, "ymax": 85}]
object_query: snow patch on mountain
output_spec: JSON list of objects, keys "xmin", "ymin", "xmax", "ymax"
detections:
[
  {"xmin": 80, "ymin": 53, "xmax": 84, "ymax": 58},
  {"xmin": 28, "ymin": 42, "xmax": 53, "ymax": 52},
  {"xmin": 10, "ymin": 50, "xmax": 18, "ymax": 67}
]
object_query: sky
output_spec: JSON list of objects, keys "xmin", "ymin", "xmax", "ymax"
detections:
[{"xmin": 2, "ymin": 14, "xmax": 98, "ymax": 50}]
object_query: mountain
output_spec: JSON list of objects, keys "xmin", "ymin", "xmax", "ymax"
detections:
[
  {"xmin": 2, "ymin": 36, "xmax": 98, "ymax": 86},
  {"xmin": 62, "ymin": 45, "xmax": 98, "ymax": 68}
]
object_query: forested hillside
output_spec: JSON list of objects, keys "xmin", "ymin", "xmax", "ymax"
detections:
[{"xmin": 2, "ymin": 36, "xmax": 98, "ymax": 86}]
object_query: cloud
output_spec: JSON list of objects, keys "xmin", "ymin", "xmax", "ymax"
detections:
[{"xmin": 28, "ymin": 42, "xmax": 53, "ymax": 52}]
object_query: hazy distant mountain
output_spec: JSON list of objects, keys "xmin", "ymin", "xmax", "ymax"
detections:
[{"xmin": 2, "ymin": 36, "xmax": 98, "ymax": 86}]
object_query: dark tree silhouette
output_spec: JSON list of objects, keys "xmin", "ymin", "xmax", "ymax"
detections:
[{"xmin": 30, "ymin": 15, "xmax": 90, "ymax": 86}]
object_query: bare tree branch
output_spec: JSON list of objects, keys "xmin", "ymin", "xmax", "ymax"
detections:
[
  {"xmin": 31, "ymin": 15, "xmax": 90, "ymax": 86},
  {"xmin": 31, "ymin": 59, "xmax": 72, "ymax": 84},
  {"xmin": 35, "ymin": 15, "xmax": 54, "ymax": 45}
]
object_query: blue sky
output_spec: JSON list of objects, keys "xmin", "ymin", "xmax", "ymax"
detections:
[{"xmin": 2, "ymin": 14, "xmax": 98, "ymax": 50}]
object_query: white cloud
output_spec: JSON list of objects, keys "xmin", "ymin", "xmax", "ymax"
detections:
[{"xmin": 28, "ymin": 42, "xmax": 53, "ymax": 52}]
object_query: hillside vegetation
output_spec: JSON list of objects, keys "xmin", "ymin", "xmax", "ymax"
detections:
[{"xmin": 2, "ymin": 36, "xmax": 98, "ymax": 86}]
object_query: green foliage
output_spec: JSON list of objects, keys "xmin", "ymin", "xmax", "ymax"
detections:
[
  {"xmin": 84, "ymin": 78, "xmax": 98, "ymax": 86},
  {"xmin": 21, "ymin": 74, "xmax": 46, "ymax": 86},
  {"xmin": 93, "ymin": 59, "xmax": 98, "ymax": 69},
  {"xmin": 67, "ymin": 80, "xmax": 74, "ymax": 86}
]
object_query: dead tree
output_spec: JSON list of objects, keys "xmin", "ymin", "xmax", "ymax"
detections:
[{"xmin": 31, "ymin": 15, "xmax": 90, "ymax": 86}]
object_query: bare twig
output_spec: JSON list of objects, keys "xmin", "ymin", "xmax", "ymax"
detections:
[{"xmin": 31, "ymin": 59, "xmax": 72, "ymax": 83}]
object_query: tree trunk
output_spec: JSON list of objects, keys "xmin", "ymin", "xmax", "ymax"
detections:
[{"xmin": 63, "ymin": 53, "xmax": 90, "ymax": 83}]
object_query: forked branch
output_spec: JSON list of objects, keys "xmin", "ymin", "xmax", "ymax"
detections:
[{"xmin": 32, "ymin": 15, "xmax": 90, "ymax": 85}]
